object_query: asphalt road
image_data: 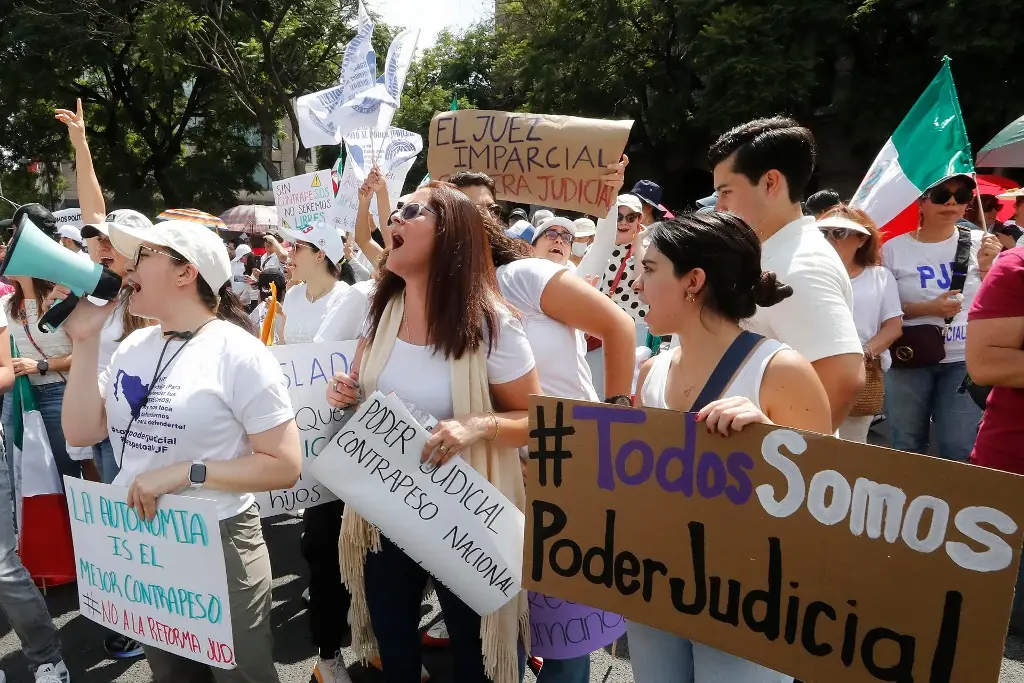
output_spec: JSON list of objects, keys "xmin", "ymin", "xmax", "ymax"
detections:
[{"xmin": 1, "ymin": 420, "xmax": 1022, "ymax": 682}]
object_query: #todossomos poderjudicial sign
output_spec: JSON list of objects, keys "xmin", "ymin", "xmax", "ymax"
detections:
[{"xmin": 523, "ymin": 396, "xmax": 1024, "ymax": 683}]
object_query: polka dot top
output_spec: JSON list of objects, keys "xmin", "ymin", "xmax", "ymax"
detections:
[{"xmin": 600, "ymin": 247, "xmax": 647, "ymax": 324}]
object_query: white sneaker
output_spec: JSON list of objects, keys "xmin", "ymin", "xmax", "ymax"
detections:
[
  {"xmin": 34, "ymin": 661, "xmax": 70, "ymax": 683},
  {"xmin": 0, "ymin": 667, "xmax": 6, "ymax": 682},
  {"xmin": 312, "ymin": 656, "xmax": 353, "ymax": 683}
]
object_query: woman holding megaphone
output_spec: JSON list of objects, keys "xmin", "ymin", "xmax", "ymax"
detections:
[{"xmin": 60, "ymin": 219, "xmax": 301, "ymax": 682}]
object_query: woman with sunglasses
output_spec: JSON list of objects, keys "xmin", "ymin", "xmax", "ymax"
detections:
[
  {"xmin": 817, "ymin": 208, "xmax": 903, "ymax": 443},
  {"xmin": 881, "ymin": 175, "xmax": 1001, "ymax": 461},
  {"xmin": 61, "ymin": 220, "xmax": 301, "ymax": 682},
  {"xmin": 327, "ymin": 183, "xmax": 540, "ymax": 683},
  {"xmin": 277, "ymin": 221, "xmax": 350, "ymax": 344}
]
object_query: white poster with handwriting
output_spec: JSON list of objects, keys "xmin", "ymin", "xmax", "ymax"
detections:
[
  {"xmin": 272, "ymin": 169, "xmax": 346, "ymax": 235},
  {"xmin": 255, "ymin": 341, "xmax": 358, "ymax": 517},
  {"xmin": 65, "ymin": 478, "xmax": 235, "ymax": 668},
  {"xmin": 334, "ymin": 127, "xmax": 423, "ymax": 234},
  {"xmin": 310, "ymin": 391, "xmax": 524, "ymax": 615}
]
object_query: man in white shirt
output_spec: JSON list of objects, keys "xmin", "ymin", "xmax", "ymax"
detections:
[{"xmin": 709, "ymin": 116, "xmax": 864, "ymax": 430}]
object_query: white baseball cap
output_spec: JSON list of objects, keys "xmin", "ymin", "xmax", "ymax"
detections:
[
  {"xmin": 57, "ymin": 225, "xmax": 84, "ymax": 245},
  {"xmin": 81, "ymin": 209, "xmax": 154, "ymax": 239},
  {"xmin": 617, "ymin": 194, "xmax": 644, "ymax": 213},
  {"xmin": 532, "ymin": 217, "xmax": 577, "ymax": 244},
  {"xmin": 108, "ymin": 219, "xmax": 232, "ymax": 292},
  {"xmin": 815, "ymin": 216, "xmax": 871, "ymax": 236},
  {"xmin": 278, "ymin": 220, "xmax": 344, "ymax": 265},
  {"xmin": 573, "ymin": 218, "xmax": 597, "ymax": 238}
]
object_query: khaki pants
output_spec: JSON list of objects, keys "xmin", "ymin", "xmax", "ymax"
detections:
[{"xmin": 143, "ymin": 505, "xmax": 279, "ymax": 683}]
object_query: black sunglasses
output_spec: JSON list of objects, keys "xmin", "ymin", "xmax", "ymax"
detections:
[
  {"xmin": 617, "ymin": 211, "xmax": 641, "ymax": 223},
  {"xmin": 392, "ymin": 202, "xmax": 437, "ymax": 223},
  {"xmin": 928, "ymin": 186, "xmax": 974, "ymax": 206}
]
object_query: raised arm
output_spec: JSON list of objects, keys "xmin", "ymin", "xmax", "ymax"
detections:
[
  {"xmin": 576, "ymin": 155, "xmax": 628, "ymax": 280},
  {"xmin": 55, "ymin": 99, "xmax": 105, "ymax": 225}
]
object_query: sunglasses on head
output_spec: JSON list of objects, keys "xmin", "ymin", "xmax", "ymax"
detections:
[
  {"xmin": 617, "ymin": 211, "xmax": 641, "ymax": 223},
  {"xmin": 820, "ymin": 227, "xmax": 858, "ymax": 242},
  {"xmin": 927, "ymin": 186, "xmax": 974, "ymax": 205},
  {"xmin": 540, "ymin": 229, "xmax": 573, "ymax": 245},
  {"xmin": 392, "ymin": 202, "xmax": 437, "ymax": 223}
]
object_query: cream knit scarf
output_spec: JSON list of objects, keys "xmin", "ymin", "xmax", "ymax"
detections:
[{"xmin": 338, "ymin": 291, "xmax": 529, "ymax": 683}]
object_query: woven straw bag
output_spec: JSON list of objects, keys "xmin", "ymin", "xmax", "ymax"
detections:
[{"xmin": 850, "ymin": 356, "xmax": 885, "ymax": 417}]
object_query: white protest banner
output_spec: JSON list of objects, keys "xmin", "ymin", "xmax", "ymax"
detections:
[
  {"xmin": 339, "ymin": 0, "xmax": 376, "ymax": 99},
  {"xmin": 272, "ymin": 169, "xmax": 345, "ymax": 235},
  {"xmin": 334, "ymin": 127, "xmax": 423, "ymax": 233},
  {"xmin": 52, "ymin": 208, "xmax": 83, "ymax": 230},
  {"xmin": 65, "ymin": 477, "xmax": 235, "ymax": 668},
  {"xmin": 255, "ymin": 341, "xmax": 357, "ymax": 517},
  {"xmin": 310, "ymin": 391, "xmax": 524, "ymax": 615},
  {"xmin": 295, "ymin": 86, "xmax": 399, "ymax": 149},
  {"xmin": 370, "ymin": 26, "xmax": 419, "ymax": 133}
]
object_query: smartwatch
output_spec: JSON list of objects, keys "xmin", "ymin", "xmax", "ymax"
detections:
[
  {"xmin": 188, "ymin": 461, "xmax": 207, "ymax": 490},
  {"xmin": 37, "ymin": 359, "xmax": 49, "ymax": 376}
]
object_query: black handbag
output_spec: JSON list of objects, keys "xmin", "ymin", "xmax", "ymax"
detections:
[{"xmin": 890, "ymin": 227, "xmax": 972, "ymax": 369}]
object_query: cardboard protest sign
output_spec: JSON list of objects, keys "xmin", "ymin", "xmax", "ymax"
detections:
[
  {"xmin": 311, "ymin": 391, "xmax": 524, "ymax": 615},
  {"xmin": 65, "ymin": 478, "xmax": 234, "ymax": 668},
  {"xmin": 272, "ymin": 170, "xmax": 344, "ymax": 235},
  {"xmin": 254, "ymin": 341, "xmax": 357, "ymax": 517},
  {"xmin": 528, "ymin": 592, "xmax": 626, "ymax": 659},
  {"xmin": 524, "ymin": 396, "xmax": 1024, "ymax": 683},
  {"xmin": 334, "ymin": 128, "xmax": 423, "ymax": 234},
  {"xmin": 52, "ymin": 208, "xmax": 83, "ymax": 230},
  {"xmin": 427, "ymin": 111, "xmax": 632, "ymax": 215}
]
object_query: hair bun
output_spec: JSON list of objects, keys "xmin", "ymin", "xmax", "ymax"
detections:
[{"xmin": 754, "ymin": 271, "xmax": 793, "ymax": 308}]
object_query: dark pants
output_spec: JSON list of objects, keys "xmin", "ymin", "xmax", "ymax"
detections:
[
  {"xmin": 365, "ymin": 536, "xmax": 487, "ymax": 683},
  {"xmin": 301, "ymin": 500, "xmax": 351, "ymax": 658}
]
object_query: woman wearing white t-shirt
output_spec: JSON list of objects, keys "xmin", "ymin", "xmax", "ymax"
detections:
[
  {"xmin": 61, "ymin": 220, "xmax": 300, "ymax": 683},
  {"xmin": 230, "ymin": 244, "xmax": 258, "ymax": 309},
  {"xmin": 327, "ymin": 183, "xmax": 540, "ymax": 683},
  {"xmin": 881, "ymin": 175, "xmax": 1001, "ymax": 461},
  {"xmin": 496, "ymin": 224, "xmax": 634, "ymax": 681},
  {"xmin": 631, "ymin": 212, "xmax": 831, "ymax": 683},
  {"xmin": 278, "ymin": 222, "xmax": 350, "ymax": 344},
  {"xmin": 817, "ymin": 209, "xmax": 903, "ymax": 443}
]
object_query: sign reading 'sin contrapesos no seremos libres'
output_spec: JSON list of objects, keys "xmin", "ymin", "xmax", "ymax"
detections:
[
  {"xmin": 427, "ymin": 110, "xmax": 632, "ymax": 215},
  {"xmin": 523, "ymin": 396, "xmax": 1024, "ymax": 683}
]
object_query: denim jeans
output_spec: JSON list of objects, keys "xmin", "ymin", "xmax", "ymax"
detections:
[
  {"xmin": 883, "ymin": 361, "xmax": 982, "ymax": 462},
  {"xmin": 626, "ymin": 621, "xmax": 792, "ymax": 683},
  {"xmin": 93, "ymin": 438, "xmax": 120, "ymax": 485},
  {"xmin": 0, "ymin": 427, "xmax": 63, "ymax": 668},
  {"xmin": 1, "ymin": 382, "xmax": 80, "ymax": 491},
  {"xmin": 365, "ymin": 536, "xmax": 489, "ymax": 683}
]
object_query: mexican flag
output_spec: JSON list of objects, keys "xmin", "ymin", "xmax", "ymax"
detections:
[
  {"xmin": 9, "ymin": 339, "xmax": 75, "ymax": 586},
  {"xmin": 850, "ymin": 57, "xmax": 974, "ymax": 240}
]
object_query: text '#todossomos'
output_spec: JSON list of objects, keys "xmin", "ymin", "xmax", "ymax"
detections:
[{"xmin": 522, "ymin": 397, "xmax": 1024, "ymax": 683}]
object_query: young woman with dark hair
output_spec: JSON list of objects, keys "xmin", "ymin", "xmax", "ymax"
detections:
[
  {"xmin": 61, "ymin": 220, "xmax": 300, "ymax": 683},
  {"xmin": 278, "ymin": 222, "xmax": 350, "ymax": 344},
  {"xmin": 327, "ymin": 182, "xmax": 540, "ymax": 683},
  {"xmin": 629, "ymin": 211, "xmax": 831, "ymax": 683}
]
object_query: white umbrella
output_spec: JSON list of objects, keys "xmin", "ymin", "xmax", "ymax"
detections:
[{"xmin": 219, "ymin": 205, "xmax": 280, "ymax": 235}]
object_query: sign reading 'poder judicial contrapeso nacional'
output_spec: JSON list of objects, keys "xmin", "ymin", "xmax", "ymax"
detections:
[{"xmin": 523, "ymin": 396, "xmax": 1024, "ymax": 683}]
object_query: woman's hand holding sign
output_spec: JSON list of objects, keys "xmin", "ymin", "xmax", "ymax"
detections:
[
  {"xmin": 128, "ymin": 463, "xmax": 190, "ymax": 522},
  {"xmin": 696, "ymin": 396, "xmax": 772, "ymax": 436},
  {"xmin": 422, "ymin": 415, "xmax": 494, "ymax": 467},
  {"xmin": 327, "ymin": 369, "xmax": 361, "ymax": 407}
]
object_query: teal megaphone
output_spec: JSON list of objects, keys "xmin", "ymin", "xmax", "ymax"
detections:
[{"xmin": 0, "ymin": 214, "xmax": 121, "ymax": 333}]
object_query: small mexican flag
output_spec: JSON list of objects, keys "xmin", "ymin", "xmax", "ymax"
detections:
[
  {"xmin": 9, "ymin": 338, "xmax": 75, "ymax": 586},
  {"xmin": 850, "ymin": 57, "xmax": 974, "ymax": 239}
]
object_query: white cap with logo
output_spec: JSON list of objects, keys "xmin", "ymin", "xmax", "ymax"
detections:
[
  {"xmin": 278, "ymin": 220, "xmax": 344, "ymax": 265},
  {"xmin": 81, "ymin": 209, "xmax": 154, "ymax": 239},
  {"xmin": 108, "ymin": 220, "xmax": 232, "ymax": 292},
  {"xmin": 57, "ymin": 225, "xmax": 84, "ymax": 245}
]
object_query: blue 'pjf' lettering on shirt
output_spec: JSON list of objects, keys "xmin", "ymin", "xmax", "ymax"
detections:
[{"xmin": 918, "ymin": 262, "xmax": 956, "ymax": 289}]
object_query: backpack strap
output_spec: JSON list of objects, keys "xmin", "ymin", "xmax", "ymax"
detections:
[
  {"xmin": 690, "ymin": 331, "xmax": 768, "ymax": 413},
  {"xmin": 946, "ymin": 226, "xmax": 972, "ymax": 325}
]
